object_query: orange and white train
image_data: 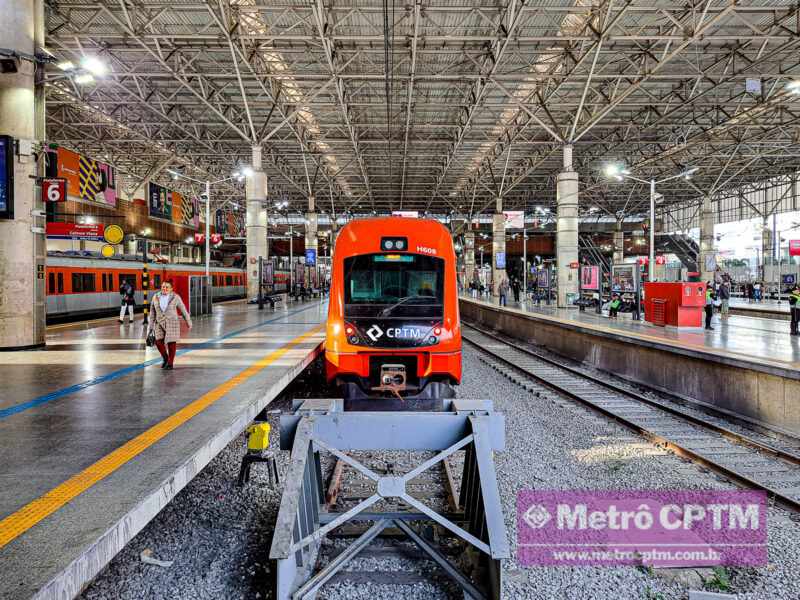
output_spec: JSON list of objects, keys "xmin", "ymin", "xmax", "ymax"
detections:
[
  {"xmin": 324, "ymin": 217, "xmax": 462, "ymax": 406},
  {"xmin": 45, "ymin": 255, "xmax": 288, "ymax": 320}
]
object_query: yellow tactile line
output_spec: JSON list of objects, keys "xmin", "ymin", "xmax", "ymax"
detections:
[{"xmin": 0, "ymin": 324, "xmax": 324, "ymax": 549}]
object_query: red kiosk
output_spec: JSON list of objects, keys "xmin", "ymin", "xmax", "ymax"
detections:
[{"xmin": 643, "ymin": 281, "xmax": 706, "ymax": 328}]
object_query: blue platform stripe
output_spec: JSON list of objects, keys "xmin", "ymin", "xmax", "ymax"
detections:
[{"xmin": 0, "ymin": 304, "xmax": 324, "ymax": 421}]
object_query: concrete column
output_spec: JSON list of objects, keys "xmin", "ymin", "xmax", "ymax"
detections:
[
  {"xmin": 492, "ymin": 210, "xmax": 506, "ymax": 296},
  {"xmin": 556, "ymin": 145, "xmax": 579, "ymax": 307},
  {"xmin": 464, "ymin": 231, "xmax": 475, "ymax": 285},
  {"xmin": 305, "ymin": 208, "xmax": 318, "ymax": 287},
  {"xmin": 246, "ymin": 145, "xmax": 267, "ymax": 298},
  {"xmin": 699, "ymin": 194, "xmax": 715, "ymax": 283},
  {"xmin": 0, "ymin": 0, "xmax": 46, "ymax": 349},
  {"xmin": 761, "ymin": 216, "xmax": 773, "ymax": 280},
  {"xmin": 613, "ymin": 221, "xmax": 624, "ymax": 265}
]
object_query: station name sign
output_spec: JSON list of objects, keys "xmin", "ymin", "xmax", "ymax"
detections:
[{"xmin": 46, "ymin": 222, "xmax": 105, "ymax": 240}]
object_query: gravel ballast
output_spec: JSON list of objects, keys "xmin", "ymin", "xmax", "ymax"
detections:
[{"xmin": 79, "ymin": 346, "xmax": 800, "ymax": 600}]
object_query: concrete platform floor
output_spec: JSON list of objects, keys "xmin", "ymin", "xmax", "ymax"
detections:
[
  {"xmin": 462, "ymin": 294, "xmax": 800, "ymax": 368},
  {"xmin": 0, "ymin": 299, "xmax": 327, "ymax": 600}
]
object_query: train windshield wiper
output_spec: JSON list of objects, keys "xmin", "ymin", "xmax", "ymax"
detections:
[{"xmin": 379, "ymin": 295, "xmax": 437, "ymax": 317}]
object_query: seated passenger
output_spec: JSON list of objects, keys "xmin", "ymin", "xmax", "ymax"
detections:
[{"xmin": 609, "ymin": 294, "xmax": 622, "ymax": 318}]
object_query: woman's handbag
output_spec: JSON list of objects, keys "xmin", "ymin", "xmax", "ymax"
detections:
[{"xmin": 145, "ymin": 331, "xmax": 156, "ymax": 347}]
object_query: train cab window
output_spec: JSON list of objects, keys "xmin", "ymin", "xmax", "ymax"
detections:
[
  {"xmin": 57, "ymin": 272, "xmax": 64, "ymax": 294},
  {"xmin": 72, "ymin": 273, "xmax": 96, "ymax": 293},
  {"xmin": 48, "ymin": 272, "xmax": 55, "ymax": 294},
  {"xmin": 343, "ymin": 254, "xmax": 444, "ymax": 319}
]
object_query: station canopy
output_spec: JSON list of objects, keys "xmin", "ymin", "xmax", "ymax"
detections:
[{"xmin": 44, "ymin": 1, "xmax": 800, "ymax": 221}]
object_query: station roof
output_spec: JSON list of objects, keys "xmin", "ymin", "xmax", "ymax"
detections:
[{"xmin": 44, "ymin": 1, "xmax": 800, "ymax": 223}]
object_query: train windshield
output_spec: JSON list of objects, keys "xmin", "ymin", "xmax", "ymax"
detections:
[{"xmin": 344, "ymin": 253, "xmax": 444, "ymax": 318}]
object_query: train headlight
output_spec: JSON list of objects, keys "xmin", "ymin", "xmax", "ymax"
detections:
[
  {"xmin": 433, "ymin": 326, "xmax": 442, "ymax": 336},
  {"xmin": 381, "ymin": 237, "xmax": 408, "ymax": 252},
  {"xmin": 428, "ymin": 336, "xmax": 437, "ymax": 344}
]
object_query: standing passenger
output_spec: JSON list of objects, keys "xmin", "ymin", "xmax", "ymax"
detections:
[
  {"xmin": 147, "ymin": 280, "xmax": 192, "ymax": 370},
  {"xmin": 119, "ymin": 280, "xmax": 136, "ymax": 324},
  {"xmin": 790, "ymin": 285, "xmax": 800, "ymax": 336},
  {"xmin": 704, "ymin": 282, "xmax": 716, "ymax": 331},
  {"xmin": 717, "ymin": 281, "xmax": 730, "ymax": 317},
  {"xmin": 511, "ymin": 277, "xmax": 521, "ymax": 303},
  {"xmin": 498, "ymin": 278, "xmax": 509, "ymax": 307}
]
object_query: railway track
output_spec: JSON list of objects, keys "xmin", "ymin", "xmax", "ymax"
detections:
[
  {"xmin": 463, "ymin": 323, "xmax": 800, "ymax": 511},
  {"xmin": 313, "ymin": 453, "xmax": 469, "ymax": 598}
]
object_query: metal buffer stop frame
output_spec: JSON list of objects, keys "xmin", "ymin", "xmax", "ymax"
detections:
[{"xmin": 270, "ymin": 399, "xmax": 509, "ymax": 599}]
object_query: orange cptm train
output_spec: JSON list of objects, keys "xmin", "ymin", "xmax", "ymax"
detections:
[{"xmin": 325, "ymin": 218, "xmax": 461, "ymax": 407}]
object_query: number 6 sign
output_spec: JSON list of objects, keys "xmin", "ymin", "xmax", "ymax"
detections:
[{"xmin": 42, "ymin": 178, "xmax": 67, "ymax": 202}]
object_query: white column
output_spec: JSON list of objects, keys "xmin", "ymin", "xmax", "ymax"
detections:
[
  {"xmin": 491, "ymin": 207, "xmax": 506, "ymax": 296},
  {"xmin": 0, "ymin": 0, "xmax": 46, "ymax": 349},
  {"xmin": 557, "ymin": 145, "xmax": 579, "ymax": 307},
  {"xmin": 699, "ymin": 194, "xmax": 715, "ymax": 283},
  {"xmin": 613, "ymin": 221, "xmax": 624, "ymax": 265},
  {"xmin": 246, "ymin": 145, "xmax": 267, "ymax": 298}
]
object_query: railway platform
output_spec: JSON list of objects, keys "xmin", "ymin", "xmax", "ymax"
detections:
[
  {"xmin": 0, "ymin": 299, "xmax": 327, "ymax": 600},
  {"xmin": 460, "ymin": 295, "xmax": 800, "ymax": 439}
]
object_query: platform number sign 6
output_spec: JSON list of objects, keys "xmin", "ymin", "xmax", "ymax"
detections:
[{"xmin": 42, "ymin": 178, "xmax": 67, "ymax": 203}]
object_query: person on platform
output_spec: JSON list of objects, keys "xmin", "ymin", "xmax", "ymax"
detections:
[
  {"xmin": 511, "ymin": 277, "xmax": 521, "ymax": 303},
  {"xmin": 717, "ymin": 280, "xmax": 730, "ymax": 317},
  {"xmin": 498, "ymin": 277, "xmax": 509, "ymax": 307},
  {"xmin": 118, "ymin": 280, "xmax": 136, "ymax": 324},
  {"xmin": 704, "ymin": 282, "xmax": 716, "ymax": 331},
  {"xmin": 789, "ymin": 285, "xmax": 800, "ymax": 336},
  {"xmin": 746, "ymin": 282, "xmax": 754, "ymax": 303},
  {"xmin": 147, "ymin": 280, "xmax": 192, "ymax": 370},
  {"xmin": 609, "ymin": 294, "xmax": 622, "ymax": 319},
  {"xmin": 754, "ymin": 280, "xmax": 762, "ymax": 302}
]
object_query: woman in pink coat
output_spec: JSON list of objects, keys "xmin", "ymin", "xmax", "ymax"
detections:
[{"xmin": 147, "ymin": 280, "xmax": 192, "ymax": 370}]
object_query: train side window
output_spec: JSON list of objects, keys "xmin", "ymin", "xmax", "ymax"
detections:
[
  {"xmin": 83, "ymin": 273, "xmax": 96, "ymax": 292},
  {"xmin": 101, "ymin": 273, "xmax": 107, "ymax": 291},
  {"xmin": 108, "ymin": 272, "xmax": 114, "ymax": 289},
  {"xmin": 48, "ymin": 272, "xmax": 55, "ymax": 294},
  {"xmin": 71, "ymin": 273, "xmax": 82, "ymax": 293},
  {"xmin": 57, "ymin": 272, "xmax": 64, "ymax": 293},
  {"xmin": 119, "ymin": 274, "xmax": 136, "ymax": 291},
  {"xmin": 153, "ymin": 274, "xmax": 161, "ymax": 288},
  {"xmin": 226, "ymin": 275, "xmax": 233, "ymax": 286}
]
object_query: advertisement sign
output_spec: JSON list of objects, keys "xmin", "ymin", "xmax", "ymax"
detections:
[
  {"xmin": 56, "ymin": 146, "xmax": 116, "ymax": 207},
  {"xmin": 148, "ymin": 181, "xmax": 173, "ymax": 221},
  {"xmin": 611, "ymin": 264, "xmax": 639, "ymax": 293},
  {"xmin": 46, "ymin": 222, "xmax": 105, "ymax": 240},
  {"xmin": 655, "ymin": 255, "xmax": 667, "ymax": 265},
  {"xmin": 503, "ymin": 210, "xmax": 525, "ymax": 229},
  {"xmin": 210, "ymin": 233, "xmax": 222, "ymax": 245},
  {"xmin": 0, "ymin": 135, "xmax": 14, "ymax": 219},
  {"xmin": 782, "ymin": 274, "xmax": 796, "ymax": 285},
  {"xmin": 789, "ymin": 240, "xmax": 800, "ymax": 257},
  {"xmin": 538, "ymin": 268, "xmax": 550, "ymax": 289},
  {"xmin": 305, "ymin": 248, "xmax": 317, "ymax": 266},
  {"xmin": 42, "ymin": 178, "xmax": 67, "ymax": 203},
  {"xmin": 391, "ymin": 211, "xmax": 419, "ymax": 218},
  {"xmin": 495, "ymin": 251, "xmax": 506, "ymax": 270},
  {"xmin": 194, "ymin": 233, "xmax": 205, "ymax": 244},
  {"xmin": 262, "ymin": 261, "xmax": 274, "ymax": 286},
  {"xmin": 580, "ymin": 265, "xmax": 600, "ymax": 290}
]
